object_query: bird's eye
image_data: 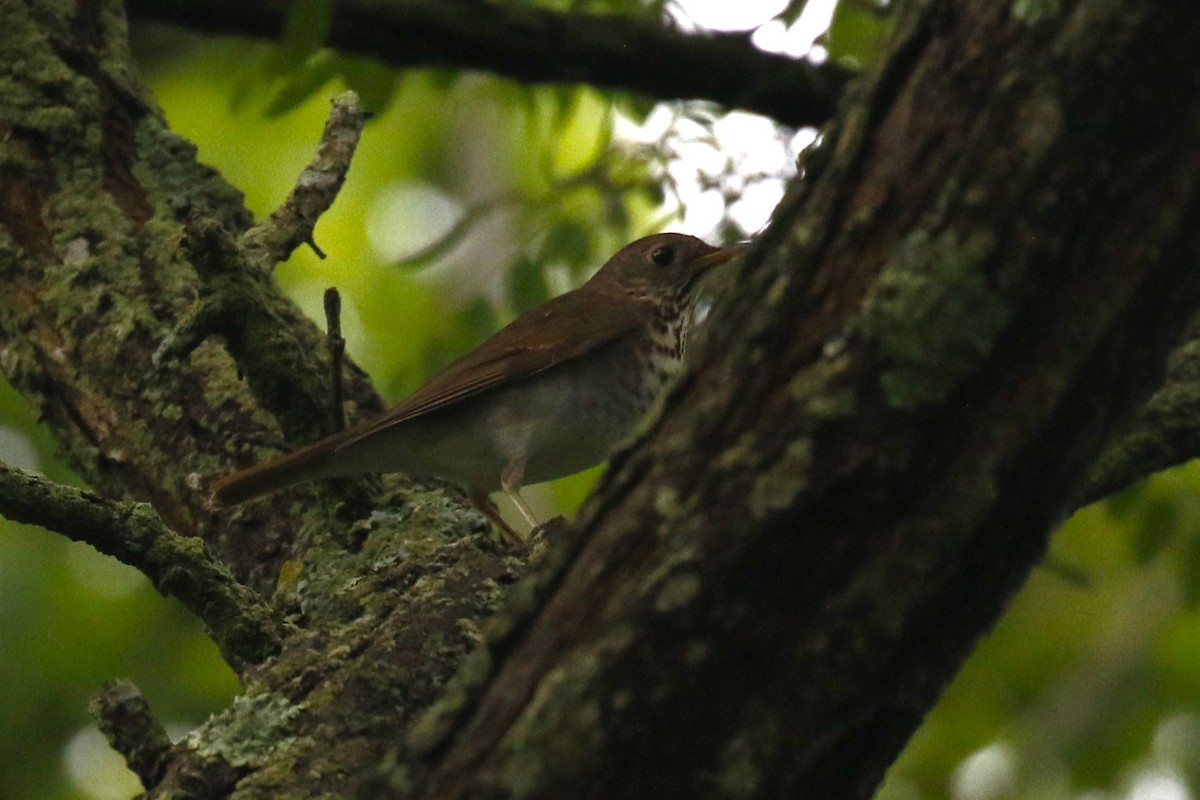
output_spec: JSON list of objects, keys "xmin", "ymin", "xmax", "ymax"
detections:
[{"xmin": 650, "ymin": 246, "xmax": 675, "ymax": 267}]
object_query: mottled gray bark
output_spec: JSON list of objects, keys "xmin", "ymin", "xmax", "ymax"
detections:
[
  {"xmin": 0, "ymin": 2, "xmax": 520, "ymax": 795},
  {"xmin": 2, "ymin": 1, "xmax": 1200, "ymax": 799}
]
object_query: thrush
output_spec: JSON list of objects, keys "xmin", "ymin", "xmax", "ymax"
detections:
[{"xmin": 209, "ymin": 232, "xmax": 745, "ymax": 541}]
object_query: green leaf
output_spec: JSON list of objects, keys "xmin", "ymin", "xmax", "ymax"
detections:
[
  {"xmin": 269, "ymin": 0, "xmax": 333, "ymax": 74},
  {"xmin": 227, "ymin": 42, "xmax": 272, "ymax": 113},
  {"xmin": 263, "ymin": 52, "xmax": 339, "ymax": 118}
]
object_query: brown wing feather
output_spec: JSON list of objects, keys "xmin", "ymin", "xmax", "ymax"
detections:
[{"xmin": 334, "ymin": 286, "xmax": 640, "ymax": 451}]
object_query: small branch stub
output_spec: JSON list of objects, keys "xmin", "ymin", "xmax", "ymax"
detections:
[
  {"xmin": 90, "ymin": 679, "xmax": 172, "ymax": 789},
  {"xmin": 0, "ymin": 463, "xmax": 282, "ymax": 667},
  {"xmin": 324, "ymin": 286, "xmax": 347, "ymax": 432}
]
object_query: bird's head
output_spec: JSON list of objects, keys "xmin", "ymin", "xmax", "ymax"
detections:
[{"xmin": 590, "ymin": 232, "xmax": 747, "ymax": 306}]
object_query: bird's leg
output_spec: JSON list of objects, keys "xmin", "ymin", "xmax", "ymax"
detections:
[
  {"xmin": 469, "ymin": 492, "xmax": 525, "ymax": 546},
  {"xmin": 501, "ymin": 457, "xmax": 541, "ymax": 531}
]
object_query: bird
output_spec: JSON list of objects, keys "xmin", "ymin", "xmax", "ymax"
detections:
[{"xmin": 209, "ymin": 232, "xmax": 745, "ymax": 542}]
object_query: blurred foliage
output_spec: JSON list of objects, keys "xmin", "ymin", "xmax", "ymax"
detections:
[
  {"xmin": 0, "ymin": 2, "xmax": 1197, "ymax": 800},
  {"xmin": 824, "ymin": 0, "xmax": 893, "ymax": 66},
  {"xmin": 0, "ymin": 383, "xmax": 239, "ymax": 800},
  {"xmin": 881, "ymin": 465, "xmax": 1200, "ymax": 799}
]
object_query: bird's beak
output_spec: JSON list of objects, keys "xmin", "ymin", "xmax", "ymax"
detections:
[{"xmin": 694, "ymin": 242, "xmax": 752, "ymax": 275}]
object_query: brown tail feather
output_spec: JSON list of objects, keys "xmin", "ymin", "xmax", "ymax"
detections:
[{"xmin": 207, "ymin": 444, "xmax": 336, "ymax": 509}]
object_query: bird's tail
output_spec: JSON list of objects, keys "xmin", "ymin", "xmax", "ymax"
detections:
[{"xmin": 207, "ymin": 442, "xmax": 339, "ymax": 510}]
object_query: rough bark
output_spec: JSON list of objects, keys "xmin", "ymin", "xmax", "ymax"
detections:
[
  {"xmin": 0, "ymin": 2, "xmax": 523, "ymax": 795},
  {"xmin": 406, "ymin": 2, "xmax": 1200, "ymax": 797},
  {"xmin": 2, "ymin": 1, "xmax": 1200, "ymax": 799}
]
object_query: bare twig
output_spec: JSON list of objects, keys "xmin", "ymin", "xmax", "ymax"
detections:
[
  {"xmin": 152, "ymin": 93, "xmax": 374, "ymax": 445},
  {"xmin": 324, "ymin": 286, "xmax": 346, "ymax": 432},
  {"xmin": 241, "ymin": 90, "xmax": 371, "ymax": 269},
  {"xmin": 0, "ymin": 463, "xmax": 282, "ymax": 668},
  {"xmin": 90, "ymin": 680, "xmax": 172, "ymax": 789}
]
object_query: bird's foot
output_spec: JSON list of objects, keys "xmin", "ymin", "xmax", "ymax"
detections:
[
  {"xmin": 470, "ymin": 492, "xmax": 526, "ymax": 547},
  {"xmin": 530, "ymin": 516, "xmax": 569, "ymax": 540}
]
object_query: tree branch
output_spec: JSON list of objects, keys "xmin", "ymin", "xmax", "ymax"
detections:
[
  {"xmin": 125, "ymin": 0, "xmax": 850, "ymax": 128},
  {"xmin": 91, "ymin": 680, "xmax": 173, "ymax": 790},
  {"xmin": 154, "ymin": 91, "xmax": 378, "ymax": 447},
  {"xmin": 0, "ymin": 464, "xmax": 281, "ymax": 667},
  {"xmin": 241, "ymin": 90, "xmax": 371, "ymax": 267},
  {"xmin": 1082, "ymin": 334, "xmax": 1200, "ymax": 507},
  {"xmin": 9, "ymin": 2, "xmax": 1200, "ymax": 799},
  {"xmin": 0, "ymin": 8, "xmax": 532, "ymax": 795}
]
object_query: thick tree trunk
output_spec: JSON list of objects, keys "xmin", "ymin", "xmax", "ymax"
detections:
[
  {"xmin": 2, "ymin": 1, "xmax": 1200, "ymax": 799},
  {"xmin": 410, "ymin": 3, "xmax": 1200, "ymax": 796}
]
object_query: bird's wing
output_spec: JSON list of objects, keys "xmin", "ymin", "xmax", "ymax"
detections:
[{"xmin": 335, "ymin": 287, "xmax": 640, "ymax": 451}]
